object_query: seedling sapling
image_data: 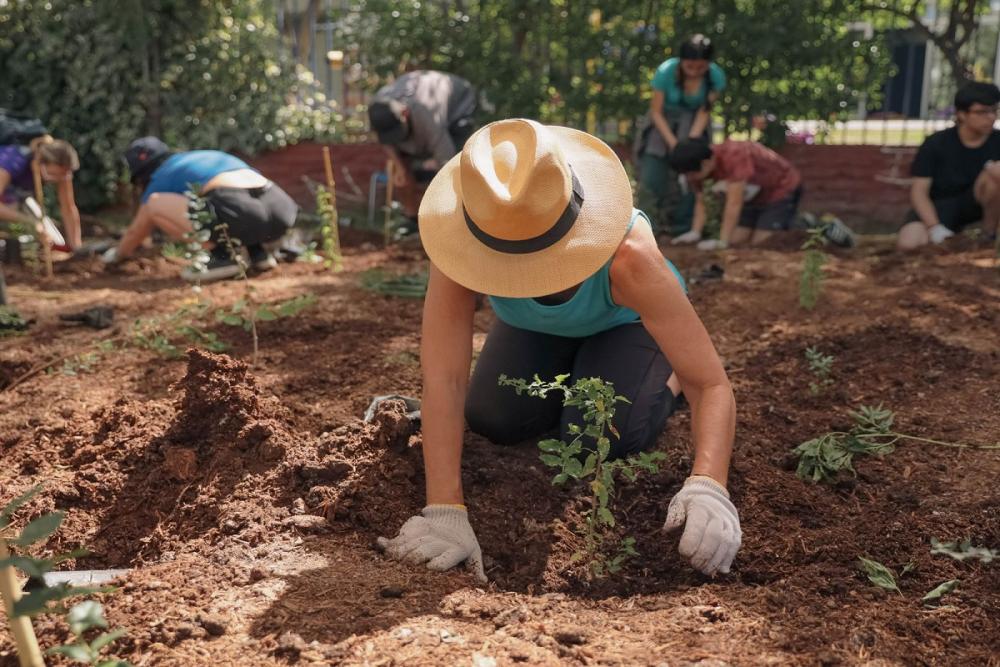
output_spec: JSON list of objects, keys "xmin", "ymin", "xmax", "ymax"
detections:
[
  {"xmin": 799, "ymin": 227, "xmax": 826, "ymax": 310},
  {"xmin": 794, "ymin": 404, "xmax": 1000, "ymax": 483},
  {"xmin": 930, "ymin": 538, "xmax": 997, "ymax": 564},
  {"xmin": 319, "ymin": 145, "xmax": 344, "ymax": 271},
  {"xmin": 360, "ymin": 268, "xmax": 429, "ymax": 299},
  {"xmin": 498, "ymin": 374, "xmax": 665, "ymax": 577},
  {"xmin": 803, "ymin": 346, "xmax": 835, "ymax": 396},
  {"xmin": 1, "ymin": 485, "xmax": 131, "ymax": 666}
]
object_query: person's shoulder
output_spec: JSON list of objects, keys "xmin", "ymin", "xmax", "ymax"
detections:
[
  {"xmin": 922, "ymin": 126, "xmax": 955, "ymax": 147},
  {"xmin": 708, "ymin": 62, "xmax": 726, "ymax": 79}
]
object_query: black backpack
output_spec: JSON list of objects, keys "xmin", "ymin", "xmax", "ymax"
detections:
[{"xmin": 0, "ymin": 109, "xmax": 48, "ymax": 146}]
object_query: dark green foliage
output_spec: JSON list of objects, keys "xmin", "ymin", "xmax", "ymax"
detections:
[
  {"xmin": 0, "ymin": 1, "xmax": 346, "ymax": 209},
  {"xmin": 360, "ymin": 269, "xmax": 429, "ymax": 298},
  {"xmin": 804, "ymin": 346, "xmax": 835, "ymax": 395}
]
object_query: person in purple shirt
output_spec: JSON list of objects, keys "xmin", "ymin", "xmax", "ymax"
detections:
[
  {"xmin": 0, "ymin": 137, "xmax": 82, "ymax": 250},
  {"xmin": 102, "ymin": 137, "xmax": 298, "ymax": 282}
]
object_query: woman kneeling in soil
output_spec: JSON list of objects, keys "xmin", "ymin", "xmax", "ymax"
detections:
[
  {"xmin": 378, "ymin": 119, "xmax": 740, "ymax": 580},
  {"xmin": 103, "ymin": 137, "xmax": 298, "ymax": 282}
]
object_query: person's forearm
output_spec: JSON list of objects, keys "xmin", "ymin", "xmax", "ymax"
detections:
[
  {"xmin": 911, "ymin": 189, "xmax": 939, "ymax": 229},
  {"xmin": 686, "ymin": 382, "xmax": 736, "ymax": 487},
  {"xmin": 689, "ymin": 108, "xmax": 710, "ymax": 139},
  {"xmin": 651, "ymin": 110, "xmax": 677, "ymax": 147},
  {"xmin": 116, "ymin": 208, "xmax": 153, "ymax": 257},
  {"xmin": 60, "ymin": 203, "xmax": 81, "ymax": 249},
  {"xmin": 420, "ymin": 375, "xmax": 468, "ymax": 505},
  {"xmin": 0, "ymin": 202, "xmax": 33, "ymax": 225}
]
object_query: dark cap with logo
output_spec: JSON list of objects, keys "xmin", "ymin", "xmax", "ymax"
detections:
[{"xmin": 123, "ymin": 136, "xmax": 171, "ymax": 183}]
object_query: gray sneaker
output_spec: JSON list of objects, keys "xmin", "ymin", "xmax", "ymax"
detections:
[
  {"xmin": 248, "ymin": 245, "xmax": 277, "ymax": 272},
  {"xmin": 181, "ymin": 249, "xmax": 241, "ymax": 283}
]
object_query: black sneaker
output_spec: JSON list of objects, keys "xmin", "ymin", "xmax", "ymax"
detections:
[
  {"xmin": 820, "ymin": 214, "xmax": 857, "ymax": 248},
  {"xmin": 181, "ymin": 247, "xmax": 241, "ymax": 283},
  {"xmin": 248, "ymin": 245, "xmax": 277, "ymax": 272}
]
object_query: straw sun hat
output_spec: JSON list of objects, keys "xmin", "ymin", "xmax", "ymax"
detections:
[{"xmin": 418, "ymin": 118, "xmax": 633, "ymax": 298}]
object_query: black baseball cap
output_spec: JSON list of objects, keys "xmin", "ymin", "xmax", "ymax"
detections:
[
  {"xmin": 123, "ymin": 136, "xmax": 171, "ymax": 183},
  {"xmin": 368, "ymin": 99, "xmax": 409, "ymax": 145}
]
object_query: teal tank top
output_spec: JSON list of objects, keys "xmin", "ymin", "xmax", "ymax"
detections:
[{"xmin": 489, "ymin": 209, "xmax": 686, "ymax": 338}]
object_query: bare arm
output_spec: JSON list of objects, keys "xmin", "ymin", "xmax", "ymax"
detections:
[
  {"xmin": 650, "ymin": 91, "xmax": 677, "ymax": 150},
  {"xmin": 691, "ymin": 191, "xmax": 706, "ymax": 234},
  {"xmin": 610, "ymin": 223, "xmax": 735, "ymax": 486},
  {"xmin": 56, "ymin": 177, "xmax": 82, "ymax": 249},
  {"xmin": 909, "ymin": 177, "xmax": 939, "ymax": 229},
  {"xmin": 420, "ymin": 263, "xmax": 477, "ymax": 505},
  {"xmin": 718, "ymin": 180, "xmax": 746, "ymax": 243}
]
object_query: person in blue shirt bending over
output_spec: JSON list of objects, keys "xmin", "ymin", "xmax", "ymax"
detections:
[
  {"xmin": 637, "ymin": 34, "xmax": 726, "ymax": 239},
  {"xmin": 102, "ymin": 137, "xmax": 298, "ymax": 282}
]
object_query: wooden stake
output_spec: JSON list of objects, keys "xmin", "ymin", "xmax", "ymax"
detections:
[
  {"xmin": 30, "ymin": 161, "xmax": 53, "ymax": 279},
  {"xmin": 321, "ymin": 146, "xmax": 343, "ymax": 271},
  {"xmin": 384, "ymin": 159, "xmax": 395, "ymax": 248},
  {"xmin": 0, "ymin": 537, "xmax": 45, "ymax": 667}
]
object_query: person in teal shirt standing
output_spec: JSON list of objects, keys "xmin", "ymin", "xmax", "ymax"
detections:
[{"xmin": 638, "ymin": 34, "xmax": 726, "ymax": 239}]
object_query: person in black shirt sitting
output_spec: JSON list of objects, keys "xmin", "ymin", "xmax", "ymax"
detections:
[{"xmin": 898, "ymin": 82, "xmax": 1000, "ymax": 250}]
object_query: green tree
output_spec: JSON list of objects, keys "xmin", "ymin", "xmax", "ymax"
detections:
[
  {"xmin": 0, "ymin": 1, "xmax": 341, "ymax": 209},
  {"xmin": 334, "ymin": 0, "xmax": 894, "ymax": 133}
]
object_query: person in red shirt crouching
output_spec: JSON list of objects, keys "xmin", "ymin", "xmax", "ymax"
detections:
[{"xmin": 668, "ymin": 139, "xmax": 802, "ymax": 250}]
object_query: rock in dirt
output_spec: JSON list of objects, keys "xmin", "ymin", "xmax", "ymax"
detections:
[
  {"xmin": 379, "ymin": 585, "xmax": 405, "ymax": 598},
  {"xmin": 162, "ymin": 446, "xmax": 198, "ymax": 481},
  {"xmin": 553, "ymin": 627, "xmax": 588, "ymax": 646},
  {"xmin": 197, "ymin": 613, "xmax": 227, "ymax": 637},
  {"xmin": 282, "ymin": 514, "xmax": 331, "ymax": 533},
  {"xmin": 276, "ymin": 631, "xmax": 308, "ymax": 658}
]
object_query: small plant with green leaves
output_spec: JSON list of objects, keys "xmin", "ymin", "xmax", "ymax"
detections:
[
  {"xmin": 128, "ymin": 302, "xmax": 227, "ymax": 359},
  {"xmin": 794, "ymin": 404, "xmax": 1000, "ymax": 483},
  {"xmin": 930, "ymin": 538, "xmax": 997, "ymax": 564},
  {"xmin": 315, "ymin": 184, "xmax": 343, "ymax": 271},
  {"xmin": 857, "ymin": 556, "xmax": 913, "ymax": 594},
  {"xmin": 1, "ymin": 486, "xmax": 131, "ymax": 666},
  {"xmin": 360, "ymin": 268, "xmax": 429, "ymax": 298},
  {"xmin": 0, "ymin": 305, "xmax": 29, "ymax": 336},
  {"xmin": 179, "ymin": 188, "xmax": 213, "ymax": 274},
  {"xmin": 49, "ymin": 351, "xmax": 101, "ymax": 377},
  {"xmin": 799, "ymin": 227, "xmax": 827, "ymax": 310},
  {"xmin": 216, "ymin": 293, "xmax": 317, "ymax": 333},
  {"xmin": 922, "ymin": 579, "xmax": 960, "ymax": 605},
  {"xmin": 804, "ymin": 346, "xmax": 835, "ymax": 396},
  {"xmin": 498, "ymin": 374, "xmax": 666, "ymax": 578}
]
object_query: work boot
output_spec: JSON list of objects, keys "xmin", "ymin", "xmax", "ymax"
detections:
[
  {"xmin": 181, "ymin": 246, "xmax": 241, "ymax": 283},
  {"xmin": 247, "ymin": 245, "xmax": 277, "ymax": 272}
]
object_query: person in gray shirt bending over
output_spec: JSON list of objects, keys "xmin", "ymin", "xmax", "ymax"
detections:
[{"xmin": 368, "ymin": 70, "xmax": 478, "ymax": 231}]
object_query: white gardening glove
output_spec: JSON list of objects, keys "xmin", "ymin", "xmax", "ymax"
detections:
[
  {"xmin": 377, "ymin": 505, "xmax": 487, "ymax": 583},
  {"xmin": 663, "ymin": 475, "xmax": 741, "ymax": 576},
  {"xmin": 671, "ymin": 229, "xmax": 703, "ymax": 245},
  {"xmin": 99, "ymin": 247, "xmax": 121, "ymax": 265},
  {"xmin": 928, "ymin": 224, "xmax": 954, "ymax": 244},
  {"xmin": 697, "ymin": 238, "xmax": 729, "ymax": 251}
]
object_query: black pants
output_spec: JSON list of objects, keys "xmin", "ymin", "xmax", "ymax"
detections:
[
  {"xmin": 465, "ymin": 320, "xmax": 676, "ymax": 459},
  {"xmin": 199, "ymin": 182, "xmax": 298, "ymax": 246}
]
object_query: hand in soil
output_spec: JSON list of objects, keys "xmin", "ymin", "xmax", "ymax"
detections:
[
  {"xmin": 376, "ymin": 505, "xmax": 487, "ymax": 583},
  {"xmin": 663, "ymin": 476, "xmax": 741, "ymax": 576}
]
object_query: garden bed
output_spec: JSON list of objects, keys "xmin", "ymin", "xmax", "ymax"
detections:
[{"xmin": 1, "ymin": 233, "xmax": 998, "ymax": 666}]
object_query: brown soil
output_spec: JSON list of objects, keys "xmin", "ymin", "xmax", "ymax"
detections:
[{"xmin": 1, "ymin": 232, "xmax": 999, "ymax": 666}]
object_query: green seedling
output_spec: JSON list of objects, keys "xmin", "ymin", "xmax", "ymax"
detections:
[
  {"xmin": 922, "ymin": 579, "xmax": 960, "ymax": 605},
  {"xmin": 48, "ymin": 352, "xmax": 101, "ymax": 377},
  {"xmin": 315, "ymin": 184, "xmax": 343, "ymax": 271},
  {"xmin": 1, "ymin": 486, "xmax": 130, "ymax": 666},
  {"xmin": 799, "ymin": 227, "xmax": 827, "ymax": 310},
  {"xmin": 360, "ymin": 268, "xmax": 429, "ymax": 299},
  {"xmin": 804, "ymin": 346, "xmax": 835, "ymax": 396},
  {"xmin": 128, "ymin": 302, "xmax": 227, "ymax": 360},
  {"xmin": 0, "ymin": 305, "xmax": 29, "ymax": 336},
  {"xmin": 930, "ymin": 538, "xmax": 997, "ymax": 564},
  {"xmin": 857, "ymin": 556, "xmax": 907, "ymax": 594},
  {"xmin": 498, "ymin": 374, "xmax": 665, "ymax": 578},
  {"xmin": 794, "ymin": 404, "xmax": 1000, "ymax": 483},
  {"xmin": 216, "ymin": 293, "xmax": 316, "ymax": 333},
  {"xmin": 47, "ymin": 601, "xmax": 131, "ymax": 666}
]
